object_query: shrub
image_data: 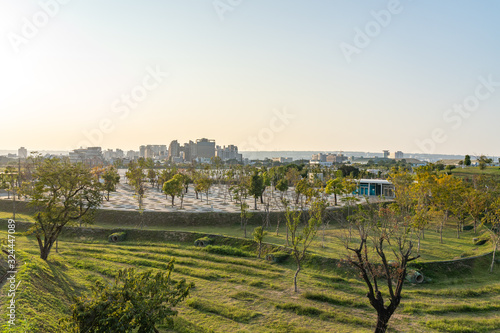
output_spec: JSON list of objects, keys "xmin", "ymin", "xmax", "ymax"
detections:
[
  {"xmin": 108, "ymin": 232, "xmax": 127, "ymax": 242},
  {"xmin": 201, "ymin": 245, "xmax": 251, "ymax": 257},
  {"xmin": 265, "ymin": 251, "xmax": 289, "ymax": 263},
  {"xmin": 194, "ymin": 237, "xmax": 214, "ymax": 247}
]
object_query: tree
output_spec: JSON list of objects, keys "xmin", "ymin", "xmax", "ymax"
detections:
[
  {"xmin": 432, "ymin": 174, "xmax": 462, "ymax": 244},
  {"xmin": 252, "ymin": 226, "xmax": 266, "ymax": 258},
  {"xmin": 465, "ymin": 187, "xmax": 489, "ymax": 233},
  {"xmin": 21, "ymin": 158, "xmax": 102, "ymax": 260},
  {"xmin": 163, "ymin": 174, "xmax": 184, "ymax": 207},
  {"xmin": 478, "ymin": 155, "xmax": 493, "ymax": 170},
  {"xmin": 199, "ymin": 176, "xmax": 213, "ymax": 205},
  {"xmin": 482, "ymin": 197, "xmax": 500, "ymax": 272},
  {"xmin": 64, "ymin": 261, "xmax": 193, "ymax": 333},
  {"xmin": 248, "ymin": 171, "xmax": 265, "ymax": 210},
  {"xmin": 126, "ymin": 161, "xmax": 146, "ymax": 210},
  {"xmin": 338, "ymin": 164, "xmax": 359, "ymax": 178},
  {"xmin": 464, "ymin": 154, "xmax": 471, "ymax": 166},
  {"xmin": 294, "ymin": 178, "xmax": 310, "ymax": 206},
  {"xmin": 276, "ymin": 178, "xmax": 289, "ymax": 199},
  {"xmin": 344, "ymin": 204, "xmax": 419, "ymax": 333},
  {"xmin": 240, "ymin": 202, "xmax": 253, "ymax": 238},
  {"xmin": 285, "ymin": 200, "xmax": 322, "ymax": 292},
  {"xmin": 325, "ymin": 177, "xmax": 344, "ymax": 206},
  {"xmin": 102, "ymin": 167, "xmax": 120, "ymax": 201}
]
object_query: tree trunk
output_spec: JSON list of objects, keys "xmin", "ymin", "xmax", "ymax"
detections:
[
  {"xmin": 171, "ymin": 196, "xmax": 175, "ymax": 207},
  {"xmin": 38, "ymin": 237, "xmax": 54, "ymax": 261},
  {"xmin": 258, "ymin": 242, "xmax": 262, "ymax": 258},
  {"xmin": 294, "ymin": 265, "xmax": 301, "ymax": 292},
  {"xmin": 375, "ymin": 311, "xmax": 391, "ymax": 333},
  {"xmin": 254, "ymin": 197, "xmax": 257, "ymax": 210},
  {"xmin": 286, "ymin": 226, "xmax": 289, "ymax": 246},
  {"xmin": 276, "ymin": 216, "xmax": 280, "ymax": 236},
  {"xmin": 334, "ymin": 193, "xmax": 337, "ymax": 206},
  {"xmin": 417, "ymin": 231, "xmax": 421, "ymax": 254}
]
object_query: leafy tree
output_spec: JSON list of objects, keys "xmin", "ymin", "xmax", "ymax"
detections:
[
  {"xmin": 325, "ymin": 177, "xmax": 344, "ymax": 206},
  {"xmin": 388, "ymin": 170, "xmax": 415, "ymax": 218},
  {"xmin": 285, "ymin": 167, "xmax": 301, "ymax": 187},
  {"xmin": 158, "ymin": 167, "xmax": 176, "ymax": 191},
  {"xmin": 344, "ymin": 204, "xmax": 419, "ymax": 333},
  {"xmin": 294, "ymin": 178, "xmax": 310, "ymax": 206},
  {"xmin": 482, "ymin": 197, "xmax": 500, "ymax": 272},
  {"xmin": 338, "ymin": 164, "xmax": 359, "ymax": 178},
  {"xmin": 248, "ymin": 171, "xmax": 265, "ymax": 210},
  {"xmin": 276, "ymin": 178, "xmax": 289, "ymax": 199},
  {"xmin": 102, "ymin": 166, "xmax": 120, "ymax": 201},
  {"xmin": 147, "ymin": 168, "xmax": 157, "ymax": 188},
  {"xmin": 285, "ymin": 200, "xmax": 322, "ymax": 292},
  {"xmin": 252, "ymin": 226, "xmax": 267, "ymax": 258},
  {"xmin": 199, "ymin": 176, "xmax": 213, "ymax": 205},
  {"xmin": 21, "ymin": 158, "xmax": 102, "ymax": 260},
  {"xmin": 478, "ymin": 155, "xmax": 493, "ymax": 170},
  {"xmin": 64, "ymin": 261, "xmax": 193, "ymax": 333},
  {"xmin": 126, "ymin": 161, "xmax": 146, "ymax": 210},
  {"xmin": 464, "ymin": 154, "xmax": 471, "ymax": 166},
  {"xmin": 465, "ymin": 187, "xmax": 489, "ymax": 233},
  {"xmin": 163, "ymin": 174, "xmax": 184, "ymax": 207},
  {"xmin": 432, "ymin": 174, "xmax": 462, "ymax": 244}
]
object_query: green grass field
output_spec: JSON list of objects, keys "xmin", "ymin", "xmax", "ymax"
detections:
[
  {"xmin": 451, "ymin": 166, "xmax": 500, "ymax": 179},
  {"xmin": 1, "ymin": 221, "xmax": 500, "ymax": 333}
]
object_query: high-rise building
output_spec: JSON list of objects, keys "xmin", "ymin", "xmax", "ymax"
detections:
[
  {"xmin": 139, "ymin": 145, "xmax": 146, "ymax": 158},
  {"xmin": 394, "ymin": 151, "xmax": 404, "ymax": 159},
  {"xmin": 196, "ymin": 138, "xmax": 215, "ymax": 159},
  {"xmin": 216, "ymin": 145, "xmax": 242, "ymax": 161},
  {"xmin": 18, "ymin": 147, "xmax": 27, "ymax": 159},
  {"xmin": 69, "ymin": 147, "xmax": 103, "ymax": 166},
  {"xmin": 383, "ymin": 150, "xmax": 390, "ymax": 159},
  {"xmin": 168, "ymin": 140, "xmax": 180, "ymax": 161}
]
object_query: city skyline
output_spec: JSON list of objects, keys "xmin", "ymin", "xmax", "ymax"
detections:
[{"xmin": 2, "ymin": 1, "xmax": 500, "ymax": 155}]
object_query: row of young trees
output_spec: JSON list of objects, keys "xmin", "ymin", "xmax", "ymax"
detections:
[{"xmin": 389, "ymin": 166, "xmax": 500, "ymax": 271}]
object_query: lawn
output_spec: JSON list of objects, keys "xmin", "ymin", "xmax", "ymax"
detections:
[{"xmin": 1, "ymin": 225, "xmax": 500, "ymax": 333}]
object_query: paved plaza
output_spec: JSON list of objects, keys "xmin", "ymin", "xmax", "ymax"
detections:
[{"xmin": 0, "ymin": 169, "xmax": 383, "ymax": 213}]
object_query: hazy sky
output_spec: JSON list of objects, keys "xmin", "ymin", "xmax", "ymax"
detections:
[{"xmin": 1, "ymin": 0, "xmax": 500, "ymax": 155}]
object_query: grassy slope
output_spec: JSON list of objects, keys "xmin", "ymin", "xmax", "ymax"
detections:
[
  {"xmin": 0, "ymin": 229, "xmax": 500, "ymax": 333},
  {"xmin": 93, "ymin": 216, "xmax": 492, "ymax": 262}
]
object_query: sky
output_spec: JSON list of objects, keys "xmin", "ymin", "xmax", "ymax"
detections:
[{"xmin": 1, "ymin": 0, "xmax": 500, "ymax": 156}]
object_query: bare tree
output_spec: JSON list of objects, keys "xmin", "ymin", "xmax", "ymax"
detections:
[{"xmin": 344, "ymin": 203, "xmax": 419, "ymax": 333}]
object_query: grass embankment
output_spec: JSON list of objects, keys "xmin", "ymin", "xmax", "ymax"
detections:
[{"xmin": 0, "ymin": 228, "xmax": 500, "ymax": 332}]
